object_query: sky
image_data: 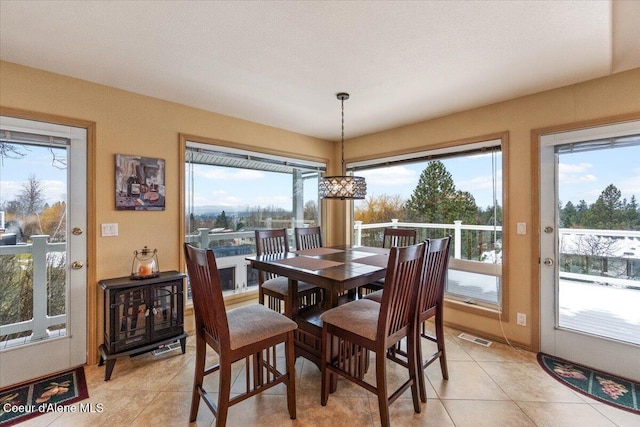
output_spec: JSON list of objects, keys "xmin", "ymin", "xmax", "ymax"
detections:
[
  {"xmin": 1, "ymin": 145, "xmax": 68, "ymax": 207},
  {"xmin": 1, "ymin": 142, "xmax": 640, "ymax": 216},
  {"xmin": 557, "ymin": 144, "xmax": 640, "ymax": 207}
]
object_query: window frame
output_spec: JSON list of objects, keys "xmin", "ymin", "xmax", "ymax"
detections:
[
  {"xmin": 347, "ymin": 132, "xmax": 510, "ymax": 317},
  {"xmin": 179, "ymin": 134, "xmax": 328, "ymax": 303}
]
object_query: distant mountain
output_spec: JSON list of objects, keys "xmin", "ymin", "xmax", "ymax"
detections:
[{"xmin": 192, "ymin": 205, "xmax": 239, "ymax": 215}]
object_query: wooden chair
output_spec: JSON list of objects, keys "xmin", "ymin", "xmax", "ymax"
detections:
[
  {"xmin": 358, "ymin": 227, "xmax": 417, "ymax": 298},
  {"xmin": 382, "ymin": 227, "xmax": 418, "ymax": 248},
  {"xmin": 184, "ymin": 243, "xmax": 297, "ymax": 427},
  {"xmin": 415, "ymin": 236, "xmax": 451, "ymax": 402},
  {"xmin": 294, "ymin": 226, "xmax": 323, "ymax": 251},
  {"xmin": 320, "ymin": 242, "xmax": 426, "ymax": 427},
  {"xmin": 255, "ymin": 228, "xmax": 322, "ymax": 316},
  {"xmin": 365, "ymin": 236, "xmax": 452, "ymax": 403}
]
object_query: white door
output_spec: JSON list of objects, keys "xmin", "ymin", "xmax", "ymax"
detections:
[
  {"xmin": 539, "ymin": 120, "xmax": 640, "ymax": 381},
  {"xmin": 0, "ymin": 116, "xmax": 87, "ymax": 387}
]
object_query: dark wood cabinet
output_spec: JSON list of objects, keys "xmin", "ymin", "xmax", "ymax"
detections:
[{"xmin": 98, "ymin": 271, "xmax": 187, "ymax": 380}]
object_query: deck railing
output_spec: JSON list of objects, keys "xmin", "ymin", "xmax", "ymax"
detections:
[
  {"xmin": 353, "ymin": 219, "xmax": 502, "ymax": 261},
  {"xmin": 0, "ymin": 235, "xmax": 66, "ymax": 349},
  {"xmin": 2, "ymin": 222, "xmax": 638, "ymax": 349}
]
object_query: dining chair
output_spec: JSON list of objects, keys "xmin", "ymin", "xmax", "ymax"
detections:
[
  {"xmin": 382, "ymin": 227, "xmax": 418, "ymax": 248},
  {"xmin": 184, "ymin": 243, "xmax": 297, "ymax": 427},
  {"xmin": 358, "ymin": 227, "xmax": 418, "ymax": 298},
  {"xmin": 320, "ymin": 242, "xmax": 426, "ymax": 427},
  {"xmin": 364, "ymin": 236, "xmax": 451, "ymax": 403},
  {"xmin": 414, "ymin": 236, "xmax": 451, "ymax": 402},
  {"xmin": 294, "ymin": 226, "xmax": 323, "ymax": 251},
  {"xmin": 255, "ymin": 228, "xmax": 322, "ymax": 316}
]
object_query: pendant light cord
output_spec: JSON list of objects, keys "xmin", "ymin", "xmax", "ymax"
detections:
[{"xmin": 341, "ymin": 96, "xmax": 345, "ymax": 175}]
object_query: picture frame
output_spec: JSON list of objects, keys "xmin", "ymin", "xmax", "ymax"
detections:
[{"xmin": 115, "ymin": 154, "xmax": 166, "ymax": 211}]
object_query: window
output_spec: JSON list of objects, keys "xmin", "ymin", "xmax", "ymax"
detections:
[
  {"xmin": 349, "ymin": 136, "xmax": 505, "ymax": 310},
  {"xmin": 184, "ymin": 139, "xmax": 326, "ymax": 297}
]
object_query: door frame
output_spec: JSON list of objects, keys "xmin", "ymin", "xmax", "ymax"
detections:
[
  {"xmin": 0, "ymin": 107, "xmax": 97, "ymax": 366},
  {"xmin": 531, "ymin": 112, "xmax": 640, "ymax": 353}
]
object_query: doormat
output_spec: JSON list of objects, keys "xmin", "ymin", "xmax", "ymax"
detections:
[
  {"xmin": 0, "ymin": 367, "xmax": 89, "ymax": 426},
  {"xmin": 537, "ymin": 353, "xmax": 639, "ymax": 415}
]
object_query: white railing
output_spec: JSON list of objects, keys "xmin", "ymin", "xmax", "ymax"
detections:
[
  {"xmin": 185, "ymin": 228, "xmax": 255, "ymax": 248},
  {"xmin": 354, "ymin": 220, "xmax": 640, "ymax": 285},
  {"xmin": 0, "ymin": 235, "xmax": 67, "ymax": 348},
  {"xmin": 354, "ymin": 219, "xmax": 502, "ymax": 260},
  {"xmin": 3, "ymin": 223, "xmax": 637, "ymax": 346}
]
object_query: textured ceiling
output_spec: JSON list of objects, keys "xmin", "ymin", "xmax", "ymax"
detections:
[{"xmin": 1, "ymin": 1, "xmax": 639, "ymax": 141}]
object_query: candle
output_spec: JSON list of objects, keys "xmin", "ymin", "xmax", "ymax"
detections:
[{"xmin": 138, "ymin": 263, "xmax": 153, "ymax": 277}]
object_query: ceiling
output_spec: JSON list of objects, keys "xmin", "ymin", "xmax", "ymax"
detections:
[{"xmin": 1, "ymin": 1, "xmax": 639, "ymax": 141}]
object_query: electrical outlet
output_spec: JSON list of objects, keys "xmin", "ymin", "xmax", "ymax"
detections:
[
  {"xmin": 516, "ymin": 312, "xmax": 526, "ymax": 326},
  {"xmin": 517, "ymin": 222, "xmax": 526, "ymax": 235}
]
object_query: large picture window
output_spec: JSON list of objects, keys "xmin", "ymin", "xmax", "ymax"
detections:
[
  {"xmin": 349, "ymin": 136, "xmax": 505, "ymax": 310},
  {"xmin": 183, "ymin": 140, "xmax": 325, "ymax": 297}
]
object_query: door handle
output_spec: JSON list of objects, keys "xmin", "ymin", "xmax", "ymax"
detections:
[
  {"xmin": 543, "ymin": 258, "xmax": 554, "ymax": 266},
  {"xmin": 544, "ymin": 226, "xmax": 553, "ymax": 233},
  {"xmin": 71, "ymin": 261, "xmax": 84, "ymax": 270},
  {"xmin": 72, "ymin": 227, "xmax": 83, "ymax": 235}
]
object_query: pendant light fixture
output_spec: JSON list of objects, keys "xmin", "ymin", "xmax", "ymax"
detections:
[{"xmin": 319, "ymin": 92, "xmax": 367, "ymax": 199}]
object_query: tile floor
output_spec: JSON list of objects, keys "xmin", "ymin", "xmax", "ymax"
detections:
[{"xmin": 19, "ymin": 325, "xmax": 639, "ymax": 426}]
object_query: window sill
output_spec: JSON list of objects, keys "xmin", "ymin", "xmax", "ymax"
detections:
[
  {"xmin": 185, "ymin": 288, "xmax": 258, "ymax": 311},
  {"xmin": 223, "ymin": 288, "xmax": 258, "ymax": 306},
  {"xmin": 444, "ymin": 297, "xmax": 504, "ymax": 320}
]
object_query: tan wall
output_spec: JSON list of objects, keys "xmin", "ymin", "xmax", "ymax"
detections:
[
  {"xmin": 344, "ymin": 67, "xmax": 640, "ymax": 349},
  {"xmin": 2, "ymin": 60, "xmax": 639, "ymax": 360},
  {"xmin": 0, "ymin": 61, "xmax": 334, "ymax": 362}
]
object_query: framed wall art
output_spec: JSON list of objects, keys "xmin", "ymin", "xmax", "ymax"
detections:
[{"xmin": 115, "ymin": 154, "xmax": 165, "ymax": 211}]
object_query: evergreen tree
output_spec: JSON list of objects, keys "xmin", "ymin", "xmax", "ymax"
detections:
[
  {"xmin": 623, "ymin": 195, "xmax": 640, "ymax": 230},
  {"xmin": 575, "ymin": 200, "xmax": 588, "ymax": 226},
  {"xmin": 561, "ymin": 201, "xmax": 577, "ymax": 227},
  {"xmin": 214, "ymin": 210, "xmax": 230, "ymax": 229},
  {"xmin": 406, "ymin": 160, "xmax": 461, "ymax": 224},
  {"xmin": 585, "ymin": 184, "xmax": 623, "ymax": 229}
]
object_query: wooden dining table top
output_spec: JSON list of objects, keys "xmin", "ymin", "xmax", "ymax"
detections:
[{"xmin": 246, "ymin": 245, "xmax": 390, "ymax": 308}]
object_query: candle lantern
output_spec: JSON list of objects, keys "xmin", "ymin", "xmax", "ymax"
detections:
[{"xmin": 131, "ymin": 246, "xmax": 159, "ymax": 279}]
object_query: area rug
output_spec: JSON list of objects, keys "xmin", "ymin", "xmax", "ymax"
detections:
[
  {"xmin": 537, "ymin": 353, "xmax": 639, "ymax": 415},
  {"xmin": 0, "ymin": 367, "xmax": 89, "ymax": 426}
]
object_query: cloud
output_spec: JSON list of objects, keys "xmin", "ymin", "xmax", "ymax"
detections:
[
  {"xmin": 558, "ymin": 162, "xmax": 598, "ymax": 184},
  {"xmin": 457, "ymin": 170, "xmax": 503, "ymax": 192},
  {"xmin": 358, "ymin": 166, "xmax": 417, "ymax": 186},
  {"xmin": 617, "ymin": 173, "xmax": 640, "ymax": 197},
  {"xmin": 559, "ymin": 162, "xmax": 592, "ymax": 174}
]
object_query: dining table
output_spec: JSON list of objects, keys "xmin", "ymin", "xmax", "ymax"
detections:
[{"xmin": 246, "ymin": 245, "xmax": 390, "ymax": 367}]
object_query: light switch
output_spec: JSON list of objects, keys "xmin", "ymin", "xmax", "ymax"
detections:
[
  {"xmin": 101, "ymin": 223, "xmax": 118, "ymax": 237},
  {"xmin": 516, "ymin": 222, "xmax": 526, "ymax": 235}
]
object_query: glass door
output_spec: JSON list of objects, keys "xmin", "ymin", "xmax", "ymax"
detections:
[
  {"xmin": 539, "ymin": 120, "xmax": 640, "ymax": 381},
  {"xmin": 0, "ymin": 116, "xmax": 87, "ymax": 387}
]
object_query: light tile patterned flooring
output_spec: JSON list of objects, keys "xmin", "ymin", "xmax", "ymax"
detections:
[{"xmin": 20, "ymin": 325, "xmax": 639, "ymax": 426}]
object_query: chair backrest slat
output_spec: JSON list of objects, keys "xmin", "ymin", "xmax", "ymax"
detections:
[
  {"xmin": 418, "ymin": 237, "xmax": 451, "ymax": 318},
  {"xmin": 378, "ymin": 242, "xmax": 426, "ymax": 344},
  {"xmin": 255, "ymin": 229, "xmax": 289, "ymax": 282},
  {"xmin": 295, "ymin": 226, "xmax": 323, "ymax": 250},
  {"xmin": 382, "ymin": 227, "xmax": 417, "ymax": 248},
  {"xmin": 184, "ymin": 243, "xmax": 230, "ymax": 349}
]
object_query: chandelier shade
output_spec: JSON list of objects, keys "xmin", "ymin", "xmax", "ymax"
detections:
[
  {"xmin": 319, "ymin": 92, "xmax": 367, "ymax": 200},
  {"xmin": 318, "ymin": 175, "xmax": 367, "ymax": 199}
]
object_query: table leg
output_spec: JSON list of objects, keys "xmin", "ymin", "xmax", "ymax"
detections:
[
  {"xmin": 324, "ymin": 290, "xmax": 339, "ymax": 310},
  {"xmin": 286, "ymin": 278, "xmax": 299, "ymax": 318}
]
